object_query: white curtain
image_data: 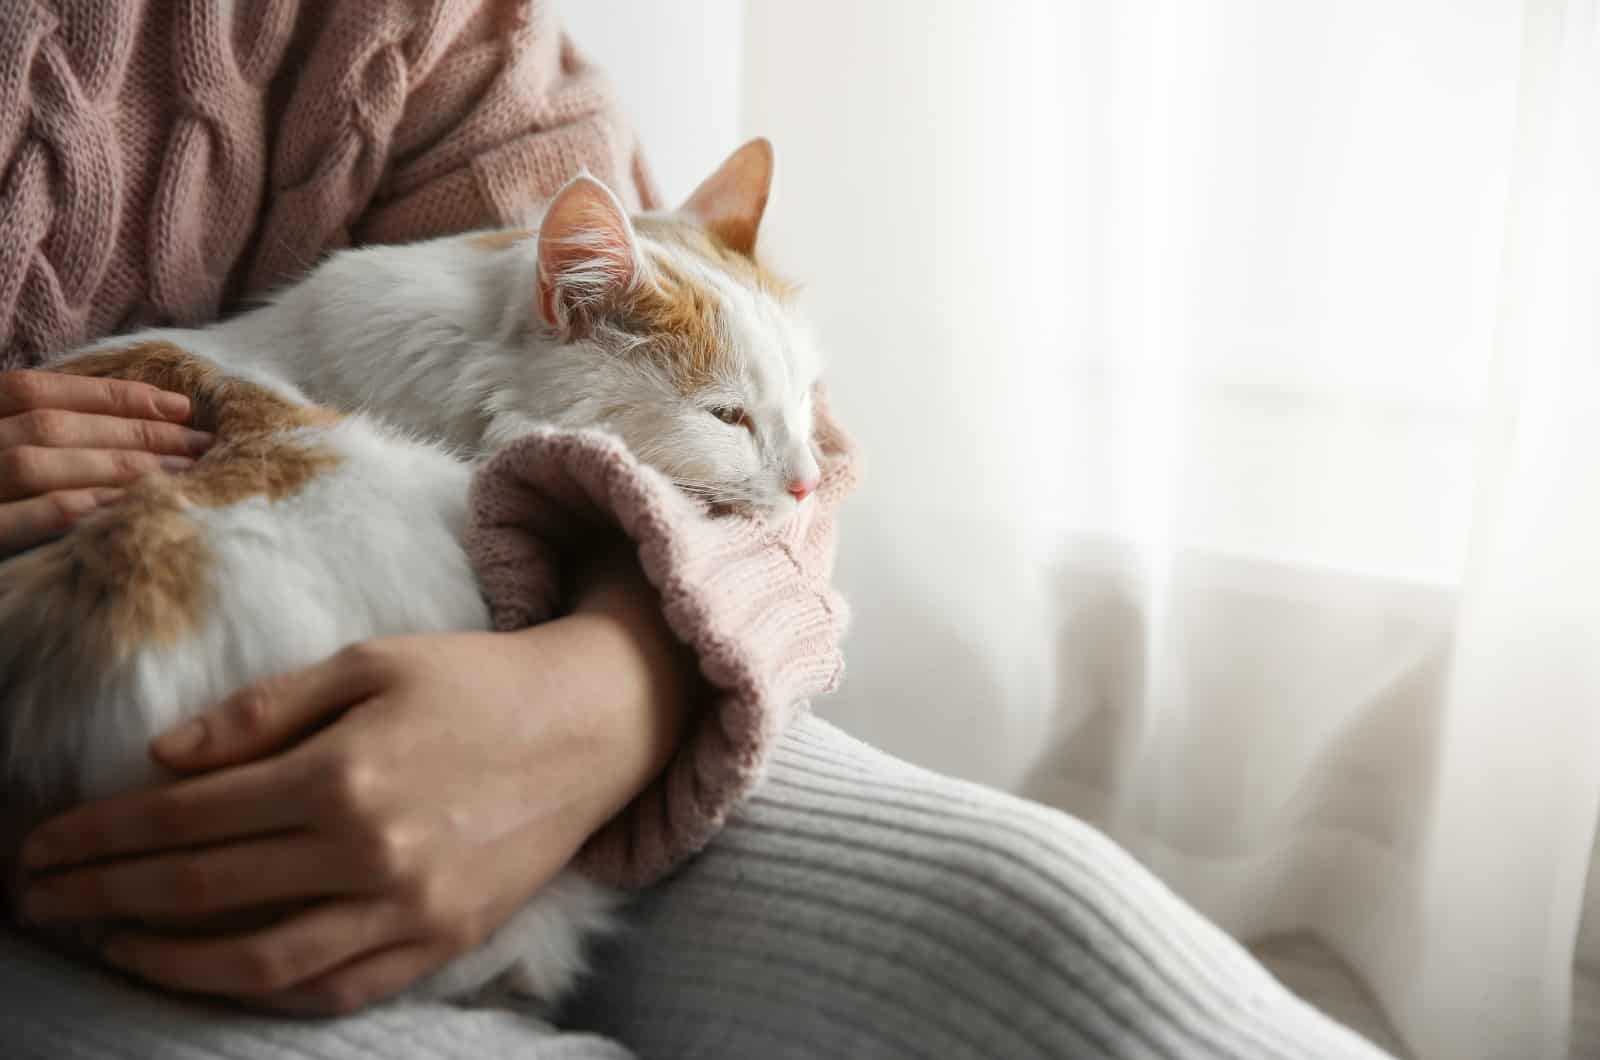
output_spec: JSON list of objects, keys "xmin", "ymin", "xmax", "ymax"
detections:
[{"xmin": 567, "ymin": 3, "xmax": 1600, "ymax": 1058}]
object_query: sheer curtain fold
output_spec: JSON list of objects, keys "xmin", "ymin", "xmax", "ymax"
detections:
[{"xmin": 735, "ymin": 3, "xmax": 1600, "ymax": 1058}]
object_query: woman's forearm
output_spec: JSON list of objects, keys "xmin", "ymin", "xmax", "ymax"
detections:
[{"xmin": 524, "ymin": 547, "xmax": 699, "ymax": 835}]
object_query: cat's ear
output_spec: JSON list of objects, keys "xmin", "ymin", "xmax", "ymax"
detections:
[
  {"xmin": 681, "ymin": 138, "xmax": 774, "ymax": 257},
  {"xmin": 536, "ymin": 173, "xmax": 640, "ymax": 333}
]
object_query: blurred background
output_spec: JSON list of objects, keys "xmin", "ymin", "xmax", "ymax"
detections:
[{"xmin": 559, "ymin": 4, "xmax": 1598, "ymax": 1059}]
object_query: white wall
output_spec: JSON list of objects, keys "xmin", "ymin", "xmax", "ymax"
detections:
[{"xmin": 554, "ymin": 0, "xmax": 745, "ymax": 202}]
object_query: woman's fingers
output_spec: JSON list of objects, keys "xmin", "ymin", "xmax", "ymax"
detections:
[
  {"xmin": 19, "ymin": 831, "xmax": 362, "ymax": 924},
  {"xmin": 0, "ymin": 445, "xmax": 193, "ymax": 554},
  {"xmin": 0, "ymin": 445, "xmax": 193, "ymax": 501},
  {"xmin": 0, "ymin": 409, "xmax": 212, "ymax": 455},
  {"xmin": 17, "ymin": 647, "xmax": 406, "ymax": 920},
  {"xmin": 20, "ymin": 645, "xmax": 394, "ymax": 904},
  {"xmin": 0, "ymin": 369, "xmax": 191, "ymax": 422},
  {"xmin": 0, "ymin": 373, "xmax": 210, "ymax": 556},
  {"xmin": 254, "ymin": 941, "xmax": 452, "ymax": 1016},
  {"xmin": 152, "ymin": 643, "xmax": 394, "ymax": 773},
  {"xmin": 0, "ymin": 487, "xmax": 125, "ymax": 554},
  {"xmin": 98, "ymin": 898, "xmax": 405, "ymax": 999},
  {"xmin": 20, "ymin": 752, "xmax": 320, "ymax": 871}
]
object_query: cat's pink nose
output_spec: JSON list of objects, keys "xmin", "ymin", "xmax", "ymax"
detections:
[{"xmin": 787, "ymin": 476, "xmax": 818, "ymax": 501}]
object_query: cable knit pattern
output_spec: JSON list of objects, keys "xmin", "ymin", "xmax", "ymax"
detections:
[
  {"xmin": 0, "ymin": 0, "xmax": 658, "ymax": 368},
  {"xmin": 467, "ymin": 389, "xmax": 859, "ymax": 887}
]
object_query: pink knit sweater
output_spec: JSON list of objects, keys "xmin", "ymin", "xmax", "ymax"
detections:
[
  {"xmin": 0, "ymin": 1, "xmax": 857, "ymax": 887},
  {"xmin": 0, "ymin": 0, "xmax": 655, "ymax": 362}
]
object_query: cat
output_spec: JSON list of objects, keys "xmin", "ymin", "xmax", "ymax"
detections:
[{"xmin": 0, "ymin": 138, "xmax": 823, "ymax": 1006}]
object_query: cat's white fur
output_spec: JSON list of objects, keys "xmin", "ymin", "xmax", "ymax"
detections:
[
  {"xmin": 212, "ymin": 169, "xmax": 821, "ymax": 512},
  {"xmin": 0, "ymin": 140, "xmax": 819, "ymax": 1008}
]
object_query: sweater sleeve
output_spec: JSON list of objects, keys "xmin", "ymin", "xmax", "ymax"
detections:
[
  {"xmin": 243, "ymin": 0, "xmax": 660, "ymax": 298},
  {"xmin": 465, "ymin": 388, "xmax": 859, "ymax": 888}
]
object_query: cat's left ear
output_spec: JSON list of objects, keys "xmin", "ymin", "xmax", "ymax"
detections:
[
  {"xmin": 536, "ymin": 172, "xmax": 641, "ymax": 333},
  {"xmin": 681, "ymin": 138, "xmax": 774, "ymax": 257}
]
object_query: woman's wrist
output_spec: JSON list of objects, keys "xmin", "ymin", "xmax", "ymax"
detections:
[{"xmin": 514, "ymin": 545, "xmax": 698, "ymax": 835}]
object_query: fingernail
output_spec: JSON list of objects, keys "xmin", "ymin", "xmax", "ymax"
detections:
[
  {"xmin": 159, "ymin": 456, "xmax": 195, "ymax": 473},
  {"xmin": 153, "ymin": 718, "xmax": 204, "ymax": 758},
  {"xmin": 56, "ymin": 492, "xmax": 98, "ymax": 519},
  {"xmin": 62, "ymin": 488, "xmax": 124, "ymax": 520},
  {"xmin": 155, "ymin": 391, "xmax": 191, "ymax": 421},
  {"xmin": 185, "ymin": 431, "xmax": 215, "ymax": 455}
]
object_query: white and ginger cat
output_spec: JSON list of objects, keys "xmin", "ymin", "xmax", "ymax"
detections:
[{"xmin": 0, "ymin": 139, "xmax": 822, "ymax": 1005}]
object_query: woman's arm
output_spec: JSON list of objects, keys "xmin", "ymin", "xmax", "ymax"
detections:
[
  {"xmin": 556, "ymin": 542, "xmax": 700, "ymax": 829},
  {"xmin": 14, "ymin": 407, "xmax": 858, "ymax": 1014}
]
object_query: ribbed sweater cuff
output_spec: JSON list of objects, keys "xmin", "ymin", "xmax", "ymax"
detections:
[{"xmin": 464, "ymin": 402, "xmax": 856, "ymax": 887}]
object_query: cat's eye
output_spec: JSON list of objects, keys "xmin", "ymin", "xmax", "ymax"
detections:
[{"xmin": 711, "ymin": 405, "xmax": 750, "ymax": 430}]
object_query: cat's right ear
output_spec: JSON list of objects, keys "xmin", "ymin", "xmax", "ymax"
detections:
[
  {"xmin": 682, "ymin": 138, "xmax": 774, "ymax": 256},
  {"xmin": 536, "ymin": 174, "xmax": 641, "ymax": 334}
]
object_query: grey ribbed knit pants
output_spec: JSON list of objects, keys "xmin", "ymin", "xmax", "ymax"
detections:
[{"xmin": 0, "ymin": 715, "xmax": 1392, "ymax": 1059}]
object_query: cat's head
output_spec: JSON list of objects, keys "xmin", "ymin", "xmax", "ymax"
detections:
[{"xmin": 508, "ymin": 139, "xmax": 822, "ymax": 515}]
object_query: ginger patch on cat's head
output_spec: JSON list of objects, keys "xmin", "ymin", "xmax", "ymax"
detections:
[
  {"xmin": 512, "ymin": 140, "xmax": 824, "ymax": 513},
  {"xmin": 632, "ymin": 216, "xmax": 796, "ymax": 304},
  {"xmin": 623, "ymin": 216, "xmax": 797, "ymax": 394},
  {"xmin": 530, "ymin": 139, "xmax": 794, "ymax": 397},
  {"xmin": 618, "ymin": 250, "xmax": 734, "ymax": 393}
]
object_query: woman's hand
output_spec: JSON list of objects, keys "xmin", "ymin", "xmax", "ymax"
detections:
[
  {"xmin": 0, "ymin": 369, "xmax": 214, "ymax": 555},
  {"xmin": 17, "ymin": 550, "xmax": 695, "ymax": 1014}
]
